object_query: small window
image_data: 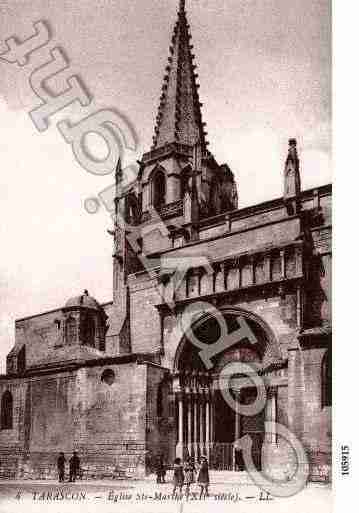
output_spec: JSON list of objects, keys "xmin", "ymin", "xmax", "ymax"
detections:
[
  {"xmin": 1, "ymin": 391, "xmax": 13, "ymax": 430},
  {"xmin": 101, "ymin": 368, "xmax": 115, "ymax": 386},
  {"xmin": 322, "ymin": 349, "xmax": 332, "ymax": 408}
]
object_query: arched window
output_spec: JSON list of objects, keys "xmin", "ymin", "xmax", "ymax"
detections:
[
  {"xmin": 83, "ymin": 315, "xmax": 96, "ymax": 347},
  {"xmin": 126, "ymin": 194, "xmax": 140, "ymax": 225},
  {"xmin": 181, "ymin": 168, "xmax": 191, "ymax": 198},
  {"xmin": 152, "ymin": 170, "xmax": 166, "ymax": 211},
  {"xmin": 322, "ymin": 349, "xmax": 332, "ymax": 408},
  {"xmin": 1, "ymin": 391, "xmax": 13, "ymax": 430},
  {"xmin": 65, "ymin": 316, "xmax": 77, "ymax": 345}
]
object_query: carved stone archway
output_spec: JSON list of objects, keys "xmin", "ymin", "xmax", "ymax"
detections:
[
  {"xmin": 173, "ymin": 306, "xmax": 282, "ymax": 372},
  {"xmin": 171, "ymin": 306, "xmax": 283, "ymax": 469}
]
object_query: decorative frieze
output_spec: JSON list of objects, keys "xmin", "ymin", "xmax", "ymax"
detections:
[{"xmin": 157, "ymin": 242, "xmax": 305, "ymax": 307}]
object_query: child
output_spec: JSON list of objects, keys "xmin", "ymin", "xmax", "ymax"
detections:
[
  {"xmin": 183, "ymin": 458, "xmax": 196, "ymax": 499},
  {"xmin": 172, "ymin": 457, "xmax": 184, "ymax": 496},
  {"xmin": 197, "ymin": 456, "xmax": 209, "ymax": 499}
]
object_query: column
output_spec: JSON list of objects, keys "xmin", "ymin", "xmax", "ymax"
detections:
[
  {"xmin": 295, "ymin": 245, "xmax": 303, "ymax": 276},
  {"xmin": 270, "ymin": 392, "xmax": 277, "ymax": 444},
  {"xmin": 210, "ymin": 397, "xmax": 215, "ymax": 467},
  {"xmin": 265, "ymin": 252, "xmax": 272, "ymax": 282},
  {"xmin": 205, "ymin": 394, "xmax": 210, "ymax": 458},
  {"xmin": 234, "ymin": 397, "xmax": 241, "ymax": 440},
  {"xmin": 233, "ymin": 390, "xmax": 241, "ymax": 470},
  {"xmin": 288, "ymin": 347, "xmax": 304, "ymax": 439},
  {"xmin": 193, "ymin": 393, "xmax": 198, "ymax": 462},
  {"xmin": 265, "ymin": 389, "xmax": 277, "ymax": 444},
  {"xmin": 250, "ymin": 256, "xmax": 256, "ymax": 285},
  {"xmin": 210, "ymin": 392, "xmax": 215, "ymax": 444},
  {"xmin": 199, "ymin": 395, "xmax": 204, "ymax": 457},
  {"xmin": 280, "ymin": 249, "xmax": 286, "ymax": 279},
  {"xmin": 187, "ymin": 393, "xmax": 192, "ymax": 458},
  {"xmin": 296, "ymin": 284, "xmax": 303, "ymax": 328},
  {"xmin": 176, "ymin": 392, "xmax": 184, "ymax": 458}
]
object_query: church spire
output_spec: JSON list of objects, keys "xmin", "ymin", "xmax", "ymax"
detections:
[{"xmin": 151, "ymin": 0, "xmax": 208, "ymax": 151}]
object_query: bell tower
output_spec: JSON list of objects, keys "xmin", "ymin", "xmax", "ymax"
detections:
[
  {"xmin": 109, "ymin": 158, "xmax": 142, "ymax": 353},
  {"xmin": 137, "ymin": 0, "xmax": 238, "ymax": 232}
]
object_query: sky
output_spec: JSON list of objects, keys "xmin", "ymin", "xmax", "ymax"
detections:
[{"xmin": 0, "ymin": 0, "xmax": 331, "ymax": 371}]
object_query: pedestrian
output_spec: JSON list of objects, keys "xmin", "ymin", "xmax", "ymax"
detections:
[
  {"xmin": 156, "ymin": 454, "xmax": 166, "ymax": 484},
  {"xmin": 183, "ymin": 457, "xmax": 196, "ymax": 499},
  {"xmin": 234, "ymin": 448, "xmax": 243, "ymax": 471},
  {"xmin": 197, "ymin": 456, "xmax": 209, "ymax": 499},
  {"xmin": 57, "ymin": 452, "xmax": 66, "ymax": 483},
  {"xmin": 160, "ymin": 457, "xmax": 166, "ymax": 483},
  {"xmin": 172, "ymin": 457, "xmax": 184, "ymax": 495},
  {"xmin": 69, "ymin": 451, "xmax": 80, "ymax": 482}
]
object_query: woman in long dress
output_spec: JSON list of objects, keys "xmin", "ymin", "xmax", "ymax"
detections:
[
  {"xmin": 197, "ymin": 456, "xmax": 209, "ymax": 499},
  {"xmin": 183, "ymin": 458, "xmax": 196, "ymax": 499}
]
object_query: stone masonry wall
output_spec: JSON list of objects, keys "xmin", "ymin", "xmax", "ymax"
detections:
[
  {"xmin": 144, "ymin": 364, "xmax": 174, "ymax": 473},
  {"xmin": 0, "ymin": 378, "xmax": 25, "ymax": 477},
  {"xmin": 0, "ymin": 362, "xmax": 147, "ymax": 479}
]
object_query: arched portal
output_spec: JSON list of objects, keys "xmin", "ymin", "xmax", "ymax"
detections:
[{"xmin": 171, "ymin": 307, "xmax": 282, "ymax": 470}]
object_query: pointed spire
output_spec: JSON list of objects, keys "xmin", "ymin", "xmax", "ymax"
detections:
[
  {"xmin": 286, "ymin": 138, "xmax": 299, "ymax": 169},
  {"xmin": 115, "ymin": 158, "xmax": 122, "ymax": 203},
  {"xmin": 284, "ymin": 138, "xmax": 301, "ymax": 214},
  {"xmin": 151, "ymin": 1, "xmax": 208, "ymax": 151}
]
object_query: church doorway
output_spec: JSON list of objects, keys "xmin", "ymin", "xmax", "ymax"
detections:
[
  {"xmin": 210, "ymin": 386, "xmax": 265, "ymax": 471},
  {"xmin": 172, "ymin": 308, "xmax": 278, "ymax": 471}
]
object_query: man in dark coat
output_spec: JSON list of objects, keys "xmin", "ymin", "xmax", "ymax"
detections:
[
  {"xmin": 69, "ymin": 451, "xmax": 80, "ymax": 482},
  {"xmin": 57, "ymin": 452, "xmax": 66, "ymax": 482},
  {"xmin": 155, "ymin": 454, "xmax": 166, "ymax": 483}
]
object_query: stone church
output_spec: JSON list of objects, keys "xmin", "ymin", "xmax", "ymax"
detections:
[{"xmin": 0, "ymin": 1, "xmax": 331, "ymax": 481}]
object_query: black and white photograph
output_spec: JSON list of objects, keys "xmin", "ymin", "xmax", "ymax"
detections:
[{"xmin": 0, "ymin": 0, "xmax": 338, "ymax": 512}]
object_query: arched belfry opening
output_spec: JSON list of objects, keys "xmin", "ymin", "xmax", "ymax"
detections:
[
  {"xmin": 171, "ymin": 308, "xmax": 282, "ymax": 470},
  {"xmin": 180, "ymin": 165, "xmax": 191, "ymax": 198},
  {"xmin": 151, "ymin": 169, "xmax": 166, "ymax": 211}
]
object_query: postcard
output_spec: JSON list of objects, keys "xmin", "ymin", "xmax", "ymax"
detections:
[{"xmin": 0, "ymin": 1, "xmax": 335, "ymax": 512}]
